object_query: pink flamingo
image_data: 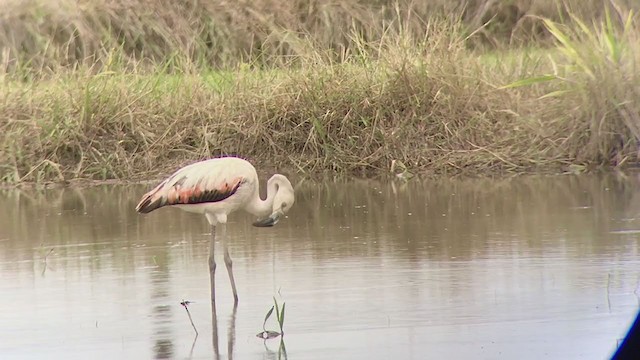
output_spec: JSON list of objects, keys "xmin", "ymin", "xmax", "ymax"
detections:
[{"xmin": 135, "ymin": 156, "xmax": 295, "ymax": 306}]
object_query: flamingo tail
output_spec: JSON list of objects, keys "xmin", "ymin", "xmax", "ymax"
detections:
[{"xmin": 135, "ymin": 183, "xmax": 166, "ymax": 214}]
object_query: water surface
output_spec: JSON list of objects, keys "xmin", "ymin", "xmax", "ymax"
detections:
[{"xmin": 1, "ymin": 174, "xmax": 639, "ymax": 359}]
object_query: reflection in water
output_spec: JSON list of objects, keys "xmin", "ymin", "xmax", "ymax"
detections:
[
  {"xmin": 211, "ymin": 303, "xmax": 237, "ymax": 360},
  {"xmin": 227, "ymin": 306, "xmax": 237, "ymax": 359},
  {"xmin": 263, "ymin": 338, "xmax": 288, "ymax": 360},
  {"xmin": 1, "ymin": 173, "xmax": 640, "ymax": 359},
  {"xmin": 211, "ymin": 304, "xmax": 219, "ymax": 358},
  {"xmin": 41, "ymin": 248, "xmax": 54, "ymax": 276},
  {"xmin": 150, "ymin": 252, "xmax": 173, "ymax": 359}
]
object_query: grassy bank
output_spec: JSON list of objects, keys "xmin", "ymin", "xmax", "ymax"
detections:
[{"xmin": 1, "ymin": 1, "xmax": 639, "ymax": 184}]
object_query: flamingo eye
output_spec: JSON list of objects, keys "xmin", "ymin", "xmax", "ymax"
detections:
[{"xmin": 281, "ymin": 202, "xmax": 287, "ymax": 210}]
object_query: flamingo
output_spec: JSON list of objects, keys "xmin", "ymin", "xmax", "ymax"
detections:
[{"xmin": 135, "ymin": 156, "xmax": 295, "ymax": 306}]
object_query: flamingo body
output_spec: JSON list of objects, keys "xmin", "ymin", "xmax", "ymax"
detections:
[
  {"xmin": 137, "ymin": 158, "xmax": 253, "ymax": 216},
  {"xmin": 135, "ymin": 156, "xmax": 295, "ymax": 305}
]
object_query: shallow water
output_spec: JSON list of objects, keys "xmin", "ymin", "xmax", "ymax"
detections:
[{"xmin": 1, "ymin": 174, "xmax": 640, "ymax": 359}]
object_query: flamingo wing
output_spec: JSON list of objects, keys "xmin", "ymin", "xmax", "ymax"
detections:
[{"xmin": 135, "ymin": 160, "xmax": 247, "ymax": 214}]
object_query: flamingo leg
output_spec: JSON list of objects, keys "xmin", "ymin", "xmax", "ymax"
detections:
[
  {"xmin": 209, "ymin": 225, "xmax": 217, "ymax": 307},
  {"xmin": 211, "ymin": 296, "xmax": 220, "ymax": 358},
  {"xmin": 220, "ymin": 223, "xmax": 239, "ymax": 305},
  {"xmin": 227, "ymin": 304, "xmax": 237, "ymax": 357}
]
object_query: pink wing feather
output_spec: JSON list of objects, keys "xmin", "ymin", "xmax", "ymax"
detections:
[{"xmin": 135, "ymin": 160, "xmax": 246, "ymax": 214}]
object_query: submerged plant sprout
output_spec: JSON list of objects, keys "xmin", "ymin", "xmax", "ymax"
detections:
[{"xmin": 257, "ymin": 297, "xmax": 287, "ymax": 340}]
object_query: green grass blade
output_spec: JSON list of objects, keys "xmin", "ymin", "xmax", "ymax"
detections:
[
  {"xmin": 499, "ymin": 75, "xmax": 557, "ymax": 89},
  {"xmin": 279, "ymin": 302, "xmax": 286, "ymax": 332},
  {"xmin": 624, "ymin": 10, "xmax": 635, "ymax": 35},
  {"xmin": 571, "ymin": 16, "xmax": 596, "ymax": 45},
  {"xmin": 538, "ymin": 89, "xmax": 571, "ymax": 100},
  {"xmin": 263, "ymin": 305, "xmax": 275, "ymax": 331},
  {"xmin": 273, "ymin": 297, "xmax": 281, "ymax": 324},
  {"xmin": 603, "ymin": 6, "xmax": 620, "ymax": 63},
  {"xmin": 543, "ymin": 20, "xmax": 574, "ymax": 53},
  {"xmin": 311, "ymin": 117, "xmax": 327, "ymax": 141}
]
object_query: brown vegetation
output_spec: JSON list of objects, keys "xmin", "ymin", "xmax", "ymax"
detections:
[
  {"xmin": 0, "ymin": 0, "xmax": 638, "ymax": 70},
  {"xmin": 0, "ymin": 1, "xmax": 639, "ymax": 184}
]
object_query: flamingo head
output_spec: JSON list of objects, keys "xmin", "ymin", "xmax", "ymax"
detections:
[{"xmin": 253, "ymin": 175, "xmax": 295, "ymax": 227}]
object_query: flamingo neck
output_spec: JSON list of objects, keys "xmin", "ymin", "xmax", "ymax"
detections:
[{"xmin": 247, "ymin": 175, "xmax": 281, "ymax": 217}]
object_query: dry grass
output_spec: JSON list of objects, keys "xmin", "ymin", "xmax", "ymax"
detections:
[
  {"xmin": 0, "ymin": 1, "xmax": 639, "ymax": 184},
  {"xmin": 2, "ymin": 0, "xmax": 639, "ymax": 71}
]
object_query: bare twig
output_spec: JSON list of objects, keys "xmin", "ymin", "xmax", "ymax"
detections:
[
  {"xmin": 42, "ymin": 248, "xmax": 54, "ymax": 276},
  {"xmin": 43, "ymin": 248, "xmax": 54, "ymax": 261},
  {"xmin": 181, "ymin": 300, "xmax": 198, "ymax": 335}
]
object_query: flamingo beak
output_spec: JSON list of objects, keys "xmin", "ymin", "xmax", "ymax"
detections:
[{"xmin": 252, "ymin": 211, "xmax": 282, "ymax": 227}]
